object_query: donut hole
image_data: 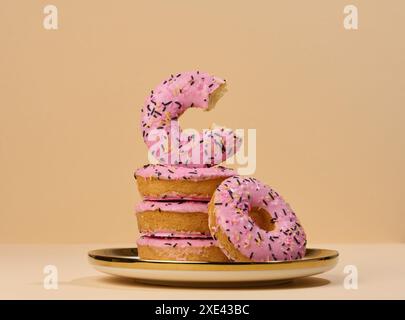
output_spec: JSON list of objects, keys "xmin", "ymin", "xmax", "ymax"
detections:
[{"xmin": 249, "ymin": 207, "xmax": 275, "ymax": 232}]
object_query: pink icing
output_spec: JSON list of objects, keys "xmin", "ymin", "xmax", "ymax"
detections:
[
  {"xmin": 210, "ymin": 176, "xmax": 307, "ymax": 262},
  {"xmin": 135, "ymin": 200, "xmax": 208, "ymax": 213},
  {"xmin": 143, "ymin": 194, "xmax": 211, "ymax": 201},
  {"xmin": 135, "ymin": 164, "xmax": 236, "ymax": 181},
  {"xmin": 140, "ymin": 71, "xmax": 241, "ymax": 167},
  {"xmin": 140, "ymin": 231, "xmax": 211, "ymax": 238},
  {"xmin": 137, "ymin": 236, "xmax": 217, "ymax": 248}
]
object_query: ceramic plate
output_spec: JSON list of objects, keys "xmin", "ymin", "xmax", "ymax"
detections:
[{"xmin": 88, "ymin": 247, "xmax": 338, "ymax": 287}]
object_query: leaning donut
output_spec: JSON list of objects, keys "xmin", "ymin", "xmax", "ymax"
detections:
[
  {"xmin": 208, "ymin": 176, "xmax": 307, "ymax": 262},
  {"xmin": 140, "ymin": 71, "xmax": 241, "ymax": 167}
]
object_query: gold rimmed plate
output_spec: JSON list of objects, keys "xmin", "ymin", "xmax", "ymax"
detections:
[{"xmin": 88, "ymin": 248, "xmax": 338, "ymax": 287}]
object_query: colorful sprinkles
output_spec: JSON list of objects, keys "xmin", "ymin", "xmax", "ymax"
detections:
[
  {"xmin": 140, "ymin": 71, "xmax": 242, "ymax": 167},
  {"xmin": 135, "ymin": 164, "xmax": 236, "ymax": 181},
  {"xmin": 209, "ymin": 176, "xmax": 307, "ymax": 262},
  {"xmin": 137, "ymin": 236, "xmax": 219, "ymax": 249}
]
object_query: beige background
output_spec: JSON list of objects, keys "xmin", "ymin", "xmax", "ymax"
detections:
[{"xmin": 0, "ymin": 0, "xmax": 404, "ymax": 244}]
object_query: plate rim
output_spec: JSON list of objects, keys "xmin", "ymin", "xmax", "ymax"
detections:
[{"xmin": 88, "ymin": 247, "xmax": 339, "ymax": 271}]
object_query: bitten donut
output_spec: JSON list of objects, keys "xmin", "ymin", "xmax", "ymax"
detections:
[
  {"xmin": 135, "ymin": 164, "xmax": 236, "ymax": 201},
  {"xmin": 140, "ymin": 71, "xmax": 241, "ymax": 167},
  {"xmin": 137, "ymin": 236, "xmax": 229, "ymax": 262},
  {"xmin": 208, "ymin": 176, "xmax": 306, "ymax": 262},
  {"xmin": 135, "ymin": 201, "xmax": 210, "ymax": 237}
]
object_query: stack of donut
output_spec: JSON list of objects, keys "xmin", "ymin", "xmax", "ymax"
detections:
[{"xmin": 134, "ymin": 71, "xmax": 307, "ymax": 262}]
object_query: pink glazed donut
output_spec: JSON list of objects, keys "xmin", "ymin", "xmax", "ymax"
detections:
[
  {"xmin": 208, "ymin": 176, "xmax": 307, "ymax": 262},
  {"xmin": 140, "ymin": 71, "xmax": 241, "ymax": 167},
  {"xmin": 135, "ymin": 164, "xmax": 237, "ymax": 201}
]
